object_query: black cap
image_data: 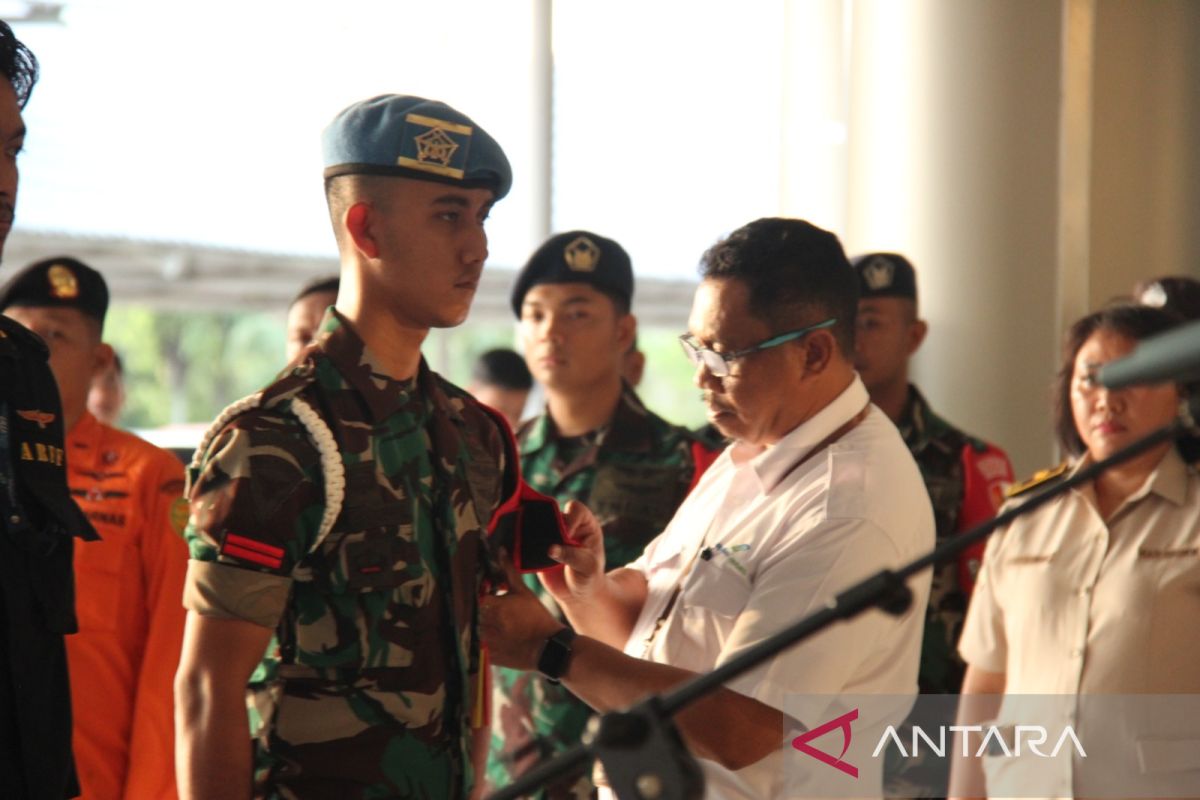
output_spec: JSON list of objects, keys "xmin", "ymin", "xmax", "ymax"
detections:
[
  {"xmin": 850, "ymin": 252, "xmax": 917, "ymax": 300},
  {"xmin": 510, "ymin": 231, "xmax": 634, "ymax": 317},
  {"xmin": 0, "ymin": 256, "xmax": 109, "ymax": 323}
]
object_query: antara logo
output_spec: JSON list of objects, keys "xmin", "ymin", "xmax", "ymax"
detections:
[
  {"xmin": 792, "ymin": 709, "xmax": 859, "ymax": 778},
  {"xmin": 792, "ymin": 708, "xmax": 1087, "ymax": 779}
]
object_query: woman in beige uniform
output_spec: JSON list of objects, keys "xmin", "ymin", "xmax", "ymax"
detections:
[{"xmin": 953, "ymin": 304, "xmax": 1200, "ymax": 800}]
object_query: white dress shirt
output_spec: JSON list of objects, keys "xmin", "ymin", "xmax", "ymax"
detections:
[{"xmin": 603, "ymin": 376, "xmax": 934, "ymax": 800}]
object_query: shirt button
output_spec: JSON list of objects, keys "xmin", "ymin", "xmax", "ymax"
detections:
[
  {"xmin": 1070, "ymin": 647, "xmax": 1084, "ymax": 658},
  {"xmin": 1078, "ymin": 586, "xmax": 1091, "ymax": 597}
]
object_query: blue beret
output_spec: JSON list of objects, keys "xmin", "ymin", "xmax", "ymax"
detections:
[
  {"xmin": 851, "ymin": 252, "xmax": 918, "ymax": 300},
  {"xmin": 511, "ymin": 231, "xmax": 634, "ymax": 317},
  {"xmin": 322, "ymin": 94, "xmax": 512, "ymax": 200},
  {"xmin": 0, "ymin": 256, "xmax": 109, "ymax": 324}
]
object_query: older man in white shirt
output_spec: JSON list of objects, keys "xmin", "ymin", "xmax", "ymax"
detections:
[{"xmin": 481, "ymin": 217, "xmax": 934, "ymax": 800}]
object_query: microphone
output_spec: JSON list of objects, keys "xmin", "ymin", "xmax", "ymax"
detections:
[{"xmin": 1096, "ymin": 319, "xmax": 1200, "ymax": 389}]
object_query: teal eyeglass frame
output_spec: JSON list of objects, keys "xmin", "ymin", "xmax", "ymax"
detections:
[{"xmin": 679, "ymin": 318, "xmax": 837, "ymax": 378}]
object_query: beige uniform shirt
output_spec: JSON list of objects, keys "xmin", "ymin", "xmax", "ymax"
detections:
[{"xmin": 959, "ymin": 446, "xmax": 1200, "ymax": 797}]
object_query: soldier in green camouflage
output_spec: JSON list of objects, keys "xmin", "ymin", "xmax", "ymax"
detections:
[
  {"xmin": 487, "ymin": 231, "xmax": 720, "ymax": 799},
  {"xmin": 175, "ymin": 95, "xmax": 514, "ymax": 800},
  {"xmin": 852, "ymin": 252, "xmax": 1014, "ymax": 796}
]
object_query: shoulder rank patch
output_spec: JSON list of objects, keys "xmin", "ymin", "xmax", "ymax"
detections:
[{"xmin": 1005, "ymin": 461, "xmax": 1069, "ymax": 499}]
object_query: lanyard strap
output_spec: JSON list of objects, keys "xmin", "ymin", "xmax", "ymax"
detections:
[{"xmin": 638, "ymin": 404, "xmax": 870, "ymax": 657}]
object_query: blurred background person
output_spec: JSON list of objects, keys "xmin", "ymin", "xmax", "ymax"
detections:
[
  {"xmin": 1, "ymin": 257, "xmax": 189, "ymax": 800},
  {"xmin": 954, "ymin": 304, "xmax": 1200, "ymax": 800},
  {"xmin": 1132, "ymin": 275, "xmax": 1200, "ymax": 322},
  {"xmin": 488, "ymin": 230, "xmax": 720, "ymax": 798},
  {"xmin": 87, "ymin": 350, "xmax": 126, "ymax": 427},
  {"xmin": 285, "ymin": 274, "xmax": 339, "ymax": 362},
  {"xmin": 469, "ymin": 347, "xmax": 533, "ymax": 430},
  {"xmin": 851, "ymin": 252, "xmax": 1013, "ymax": 693}
]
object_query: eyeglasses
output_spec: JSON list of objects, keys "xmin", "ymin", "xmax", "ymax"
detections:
[{"xmin": 679, "ymin": 318, "xmax": 837, "ymax": 378}]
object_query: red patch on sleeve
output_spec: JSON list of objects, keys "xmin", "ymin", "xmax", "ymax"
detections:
[{"xmin": 220, "ymin": 533, "xmax": 285, "ymax": 570}]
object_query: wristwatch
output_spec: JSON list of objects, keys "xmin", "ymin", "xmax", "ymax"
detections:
[{"xmin": 537, "ymin": 627, "xmax": 577, "ymax": 684}]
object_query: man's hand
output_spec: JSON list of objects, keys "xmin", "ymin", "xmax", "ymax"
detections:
[
  {"xmin": 480, "ymin": 555, "xmax": 566, "ymax": 671},
  {"xmin": 538, "ymin": 500, "xmax": 605, "ymax": 608}
]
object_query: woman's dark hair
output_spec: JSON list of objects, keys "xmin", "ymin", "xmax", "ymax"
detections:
[
  {"xmin": 1053, "ymin": 304, "xmax": 1185, "ymax": 456},
  {"xmin": 0, "ymin": 21, "xmax": 38, "ymax": 109}
]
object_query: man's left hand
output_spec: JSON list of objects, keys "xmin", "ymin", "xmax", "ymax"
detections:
[{"xmin": 480, "ymin": 554, "xmax": 566, "ymax": 671}]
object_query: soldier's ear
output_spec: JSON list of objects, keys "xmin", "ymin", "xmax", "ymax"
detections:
[
  {"xmin": 616, "ymin": 312, "xmax": 637, "ymax": 355},
  {"xmin": 344, "ymin": 202, "xmax": 379, "ymax": 259},
  {"xmin": 91, "ymin": 342, "xmax": 115, "ymax": 382},
  {"xmin": 907, "ymin": 319, "xmax": 928, "ymax": 356}
]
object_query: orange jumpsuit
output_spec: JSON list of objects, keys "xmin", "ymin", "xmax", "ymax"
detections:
[{"xmin": 66, "ymin": 411, "xmax": 190, "ymax": 800}]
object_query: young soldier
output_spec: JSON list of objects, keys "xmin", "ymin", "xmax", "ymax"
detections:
[
  {"xmin": 1, "ymin": 257, "xmax": 189, "ymax": 799},
  {"xmin": 489, "ymin": 231, "xmax": 719, "ymax": 798},
  {"xmin": 175, "ymin": 95, "xmax": 516, "ymax": 799},
  {"xmin": 0, "ymin": 22, "xmax": 98, "ymax": 800},
  {"xmin": 285, "ymin": 275, "xmax": 339, "ymax": 363}
]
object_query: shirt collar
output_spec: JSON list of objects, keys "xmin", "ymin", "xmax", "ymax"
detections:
[
  {"xmin": 1070, "ymin": 444, "xmax": 1190, "ymax": 508},
  {"xmin": 315, "ymin": 308, "xmax": 417, "ymax": 422},
  {"xmin": 742, "ymin": 375, "xmax": 871, "ymax": 492},
  {"xmin": 520, "ymin": 383, "xmax": 656, "ymax": 457},
  {"xmin": 65, "ymin": 409, "xmax": 101, "ymax": 465}
]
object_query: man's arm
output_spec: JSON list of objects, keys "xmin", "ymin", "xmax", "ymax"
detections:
[
  {"xmin": 174, "ymin": 612, "xmax": 273, "ymax": 800},
  {"xmin": 482, "ymin": 567, "xmax": 783, "ymax": 771},
  {"xmin": 947, "ymin": 665, "xmax": 1006, "ymax": 800}
]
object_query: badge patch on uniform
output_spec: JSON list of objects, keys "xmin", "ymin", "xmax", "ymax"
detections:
[
  {"xmin": 15, "ymin": 408, "xmax": 55, "ymax": 429},
  {"xmin": 396, "ymin": 113, "xmax": 473, "ymax": 180},
  {"xmin": 47, "ymin": 264, "xmax": 79, "ymax": 299},
  {"xmin": 169, "ymin": 497, "xmax": 190, "ymax": 536},
  {"xmin": 563, "ymin": 236, "xmax": 601, "ymax": 272},
  {"xmin": 220, "ymin": 532, "xmax": 284, "ymax": 570}
]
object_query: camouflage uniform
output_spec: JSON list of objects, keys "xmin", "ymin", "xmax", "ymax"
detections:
[
  {"xmin": 184, "ymin": 310, "xmax": 507, "ymax": 800},
  {"xmin": 488, "ymin": 387, "xmax": 717, "ymax": 799},
  {"xmin": 897, "ymin": 385, "xmax": 1012, "ymax": 694},
  {"xmin": 885, "ymin": 385, "xmax": 1012, "ymax": 799}
]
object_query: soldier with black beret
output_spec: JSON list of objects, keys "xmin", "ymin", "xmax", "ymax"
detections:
[
  {"xmin": 0, "ymin": 23, "xmax": 98, "ymax": 800},
  {"xmin": 176, "ymin": 95, "xmax": 521, "ymax": 799},
  {"xmin": 488, "ymin": 231, "xmax": 720, "ymax": 798},
  {"xmin": 851, "ymin": 251, "xmax": 1013, "ymax": 795},
  {"xmin": 2, "ymin": 256, "xmax": 190, "ymax": 798}
]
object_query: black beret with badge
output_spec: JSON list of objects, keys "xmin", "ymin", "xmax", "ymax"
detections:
[
  {"xmin": 0, "ymin": 256, "xmax": 109, "ymax": 324},
  {"xmin": 510, "ymin": 230, "xmax": 634, "ymax": 317},
  {"xmin": 850, "ymin": 252, "xmax": 918, "ymax": 301}
]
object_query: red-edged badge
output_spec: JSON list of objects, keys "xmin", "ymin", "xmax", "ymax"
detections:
[{"xmin": 221, "ymin": 533, "xmax": 285, "ymax": 570}]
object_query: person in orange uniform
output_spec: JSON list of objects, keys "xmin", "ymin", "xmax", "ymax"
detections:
[{"xmin": 0, "ymin": 256, "xmax": 189, "ymax": 800}]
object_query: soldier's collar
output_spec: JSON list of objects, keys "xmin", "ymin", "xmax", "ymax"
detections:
[
  {"xmin": 522, "ymin": 383, "xmax": 657, "ymax": 457},
  {"xmin": 319, "ymin": 309, "xmax": 419, "ymax": 422}
]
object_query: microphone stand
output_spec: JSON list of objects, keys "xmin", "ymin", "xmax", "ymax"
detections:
[{"xmin": 488, "ymin": 399, "xmax": 1198, "ymax": 800}]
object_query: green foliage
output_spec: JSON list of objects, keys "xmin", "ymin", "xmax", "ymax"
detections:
[
  {"xmin": 105, "ymin": 305, "xmax": 287, "ymax": 429},
  {"xmin": 634, "ymin": 327, "xmax": 708, "ymax": 429},
  {"xmin": 102, "ymin": 309, "xmax": 707, "ymax": 432}
]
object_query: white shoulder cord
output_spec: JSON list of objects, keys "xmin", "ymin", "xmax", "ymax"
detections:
[{"xmin": 192, "ymin": 392, "xmax": 346, "ymax": 553}]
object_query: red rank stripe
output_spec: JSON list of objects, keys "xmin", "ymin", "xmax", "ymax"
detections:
[{"xmin": 221, "ymin": 534, "xmax": 284, "ymax": 569}]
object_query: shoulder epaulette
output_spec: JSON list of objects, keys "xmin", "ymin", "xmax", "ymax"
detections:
[
  {"xmin": 189, "ymin": 356, "xmax": 343, "ymax": 554},
  {"xmin": 1004, "ymin": 461, "xmax": 1069, "ymax": 499}
]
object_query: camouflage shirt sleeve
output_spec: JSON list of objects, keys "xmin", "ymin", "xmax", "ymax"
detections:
[{"xmin": 182, "ymin": 405, "xmax": 324, "ymax": 629}]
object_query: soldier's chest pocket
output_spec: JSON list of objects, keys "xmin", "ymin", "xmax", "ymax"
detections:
[{"xmin": 328, "ymin": 501, "xmax": 422, "ymax": 594}]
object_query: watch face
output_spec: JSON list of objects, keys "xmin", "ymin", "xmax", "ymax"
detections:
[{"xmin": 538, "ymin": 628, "xmax": 576, "ymax": 682}]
